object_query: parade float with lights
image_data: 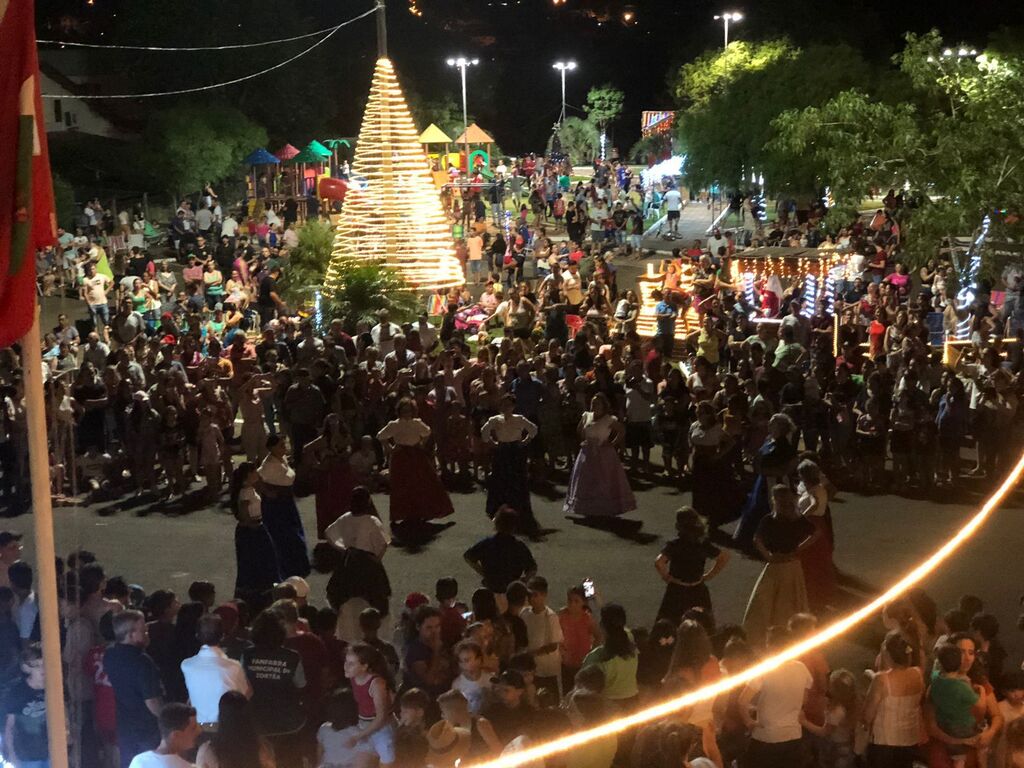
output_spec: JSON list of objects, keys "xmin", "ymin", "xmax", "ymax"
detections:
[{"xmin": 635, "ymin": 246, "xmax": 850, "ymax": 348}]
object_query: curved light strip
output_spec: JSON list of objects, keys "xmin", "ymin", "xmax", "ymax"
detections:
[{"xmin": 466, "ymin": 451, "xmax": 1024, "ymax": 768}]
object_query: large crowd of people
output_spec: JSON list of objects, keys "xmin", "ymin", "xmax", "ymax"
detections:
[{"xmin": 1, "ymin": 159, "xmax": 1023, "ymax": 768}]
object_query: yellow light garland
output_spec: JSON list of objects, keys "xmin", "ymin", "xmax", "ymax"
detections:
[{"xmin": 324, "ymin": 58, "xmax": 464, "ymax": 292}]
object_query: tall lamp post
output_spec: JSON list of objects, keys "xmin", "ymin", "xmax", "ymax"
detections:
[
  {"xmin": 552, "ymin": 60, "xmax": 577, "ymax": 124},
  {"xmin": 446, "ymin": 56, "xmax": 478, "ymax": 175},
  {"xmin": 713, "ymin": 11, "xmax": 742, "ymax": 48}
]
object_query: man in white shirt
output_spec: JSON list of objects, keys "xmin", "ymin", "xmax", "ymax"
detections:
[
  {"xmin": 414, "ymin": 314, "xmax": 439, "ymax": 353},
  {"xmin": 180, "ymin": 615, "xmax": 251, "ymax": 728},
  {"xmin": 562, "ymin": 262, "xmax": 583, "ymax": 310},
  {"xmin": 663, "ymin": 186, "xmax": 682, "ymax": 234},
  {"xmin": 370, "ymin": 309, "xmax": 403, "ymax": 357},
  {"xmin": 220, "ymin": 214, "xmax": 238, "ymax": 241},
  {"xmin": 128, "ymin": 703, "xmax": 201, "ymax": 768},
  {"xmin": 194, "ymin": 205, "xmax": 213, "ymax": 237},
  {"xmin": 519, "ymin": 576, "xmax": 563, "ymax": 693},
  {"xmin": 738, "ymin": 630, "xmax": 811, "ymax": 768}
]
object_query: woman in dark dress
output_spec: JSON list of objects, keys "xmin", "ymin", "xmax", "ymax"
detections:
[
  {"xmin": 258, "ymin": 435, "xmax": 311, "ymax": 578},
  {"xmin": 480, "ymin": 394, "xmax": 539, "ymax": 532},
  {"xmin": 230, "ymin": 462, "xmax": 281, "ymax": 606},
  {"xmin": 688, "ymin": 402, "xmax": 736, "ymax": 527},
  {"xmin": 733, "ymin": 413, "xmax": 798, "ymax": 551},
  {"xmin": 654, "ymin": 507, "xmax": 731, "ymax": 626}
]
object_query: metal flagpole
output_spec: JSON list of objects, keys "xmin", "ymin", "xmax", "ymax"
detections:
[{"xmin": 21, "ymin": 306, "xmax": 69, "ymax": 768}]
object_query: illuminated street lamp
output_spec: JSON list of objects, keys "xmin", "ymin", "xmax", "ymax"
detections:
[
  {"xmin": 713, "ymin": 11, "xmax": 742, "ymax": 48},
  {"xmin": 446, "ymin": 56, "xmax": 479, "ymax": 173},
  {"xmin": 552, "ymin": 60, "xmax": 577, "ymax": 124}
]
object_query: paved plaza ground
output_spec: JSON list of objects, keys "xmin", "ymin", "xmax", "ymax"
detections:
[{"xmin": 9, "ymin": 459, "xmax": 1024, "ymax": 672}]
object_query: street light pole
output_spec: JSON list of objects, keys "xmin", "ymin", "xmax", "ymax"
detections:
[
  {"xmin": 552, "ymin": 60, "xmax": 576, "ymax": 124},
  {"xmin": 447, "ymin": 56, "xmax": 478, "ymax": 175},
  {"xmin": 713, "ymin": 11, "xmax": 742, "ymax": 48}
]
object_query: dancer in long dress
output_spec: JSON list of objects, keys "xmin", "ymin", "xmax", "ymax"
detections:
[
  {"xmin": 733, "ymin": 413, "xmax": 798, "ymax": 551},
  {"xmin": 742, "ymin": 484, "xmax": 818, "ymax": 646},
  {"xmin": 796, "ymin": 459, "xmax": 837, "ymax": 612},
  {"xmin": 258, "ymin": 435, "xmax": 311, "ymax": 578},
  {"xmin": 305, "ymin": 414, "xmax": 356, "ymax": 540},
  {"xmin": 688, "ymin": 401, "xmax": 737, "ymax": 527},
  {"xmin": 376, "ymin": 398, "xmax": 454, "ymax": 528},
  {"xmin": 481, "ymin": 394, "xmax": 539, "ymax": 533},
  {"xmin": 564, "ymin": 393, "xmax": 637, "ymax": 519},
  {"xmin": 229, "ymin": 462, "xmax": 281, "ymax": 606},
  {"xmin": 324, "ymin": 486, "xmax": 392, "ymax": 641}
]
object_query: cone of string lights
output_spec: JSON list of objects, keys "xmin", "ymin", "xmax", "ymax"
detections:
[{"xmin": 324, "ymin": 58, "xmax": 465, "ymax": 292}]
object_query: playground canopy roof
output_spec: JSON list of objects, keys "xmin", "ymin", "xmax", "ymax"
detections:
[
  {"xmin": 275, "ymin": 144, "xmax": 300, "ymax": 160},
  {"xmin": 289, "ymin": 145, "xmax": 327, "ymax": 163},
  {"xmin": 306, "ymin": 140, "xmax": 333, "ymax": 159},
  {"xmin": 419, "ymin": 123, "xmax": 453, "ymax": 144},
  {"xmin": 243, "ymin": 148, "xmax": 280, "ymax": 165},
  {"xmin": 453, "ymin": 123, "xmax": 494, "ymax": 144}
]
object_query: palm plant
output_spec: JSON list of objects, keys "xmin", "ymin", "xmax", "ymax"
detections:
[{"xmin": 321, "ymin": 258, "xmax": 420, "ymax": 332}]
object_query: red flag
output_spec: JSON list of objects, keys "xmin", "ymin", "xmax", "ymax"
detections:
[{"xmin": 0, "ymin": 0, "xmax": 57, "ymax": 348}]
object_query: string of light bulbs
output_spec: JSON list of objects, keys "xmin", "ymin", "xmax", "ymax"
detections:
[
  {"xmin": 40, "ymin": 6, "xmax": 376, "ymax": 99},
  {"xmin": 37, "ymin": 5, "xmax": 375, "ymax": 51},
  {"xmin": 464, "ymin": 452, "xmax": 1024, "ymax": 768}
]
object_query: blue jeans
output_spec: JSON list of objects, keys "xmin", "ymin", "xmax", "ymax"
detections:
[
  {"xmin": 89, "ymin": 303, "xmax": 110, "ymax": 328},
  {"xmin": 21, "ymin": 761, "xmax": 50, "ymax": 768}
]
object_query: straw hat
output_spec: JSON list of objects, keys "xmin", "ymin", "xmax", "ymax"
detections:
[{"xmin": 426, "ymin": 721, "xmax": 470, "ymax": 768}]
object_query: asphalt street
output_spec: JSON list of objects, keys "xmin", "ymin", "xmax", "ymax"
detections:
[{"xmin": 10, "ymin": 463, "xmax": 1024, "ymax": 673}]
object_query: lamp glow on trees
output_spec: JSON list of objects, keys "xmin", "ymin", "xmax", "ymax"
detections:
[{"xmin": 324, "ymin": 58, "xmax": 464, "ymax": 292}]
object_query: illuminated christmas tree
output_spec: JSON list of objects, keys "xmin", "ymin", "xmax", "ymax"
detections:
[{"xmin": 325, "ymin": 58, "xmax": 464, "ymax": 292}]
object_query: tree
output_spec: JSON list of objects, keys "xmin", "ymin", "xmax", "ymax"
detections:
[
  {"xmin": 407, "ymin": 90, "xmax": 470, "ymax": 140},
  {"xmin": 141, "ymin": 105, "xmax": 267, "ymax": 198},
  {"xmin": 627, "ymin": 134, "xmax": 674, "ymax": 165},
  {"xmin": 670, "ymin": 40, "xmax": 875, "ymax": 193},
  {"xmin": 551, "ymin": 117, "xmax": 600, "ymax": 166},
  {"xmin": 584, "ymin": 84, "xmax": 624, "ymax": 158},
  {"xmin": 771, "ymin": 31, "xmax": 1024, "ymax": 274},
  {"xmin": 669, "ymin": 40, "xmax": 791, "ymax": 108}
]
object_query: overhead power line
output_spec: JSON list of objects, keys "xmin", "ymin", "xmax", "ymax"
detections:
[
  {"xmin": 41, "ymin": 6, "xmax": 376, "ymax": 99},
  {"xmin": 38, "ymin": 6, "xmax": 374, "ymax": 51}
]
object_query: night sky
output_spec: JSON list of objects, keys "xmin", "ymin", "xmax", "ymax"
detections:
[{"xmin": 36, "ymin": 0, "xmax": 1024, "ymax": 153}]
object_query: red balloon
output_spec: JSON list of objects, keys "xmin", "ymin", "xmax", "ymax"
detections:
[{"xmin": 318, "ymin": 176, "xmax": 348, "ymax": 202}]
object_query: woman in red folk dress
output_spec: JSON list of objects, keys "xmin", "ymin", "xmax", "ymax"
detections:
[
  {"xmin": 304, "ymin": 413, "xmax": 356, "ymax": 540},
  {"xmin": 376, "ymin": 398, "xmax": 454, "ymax": 530}
]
